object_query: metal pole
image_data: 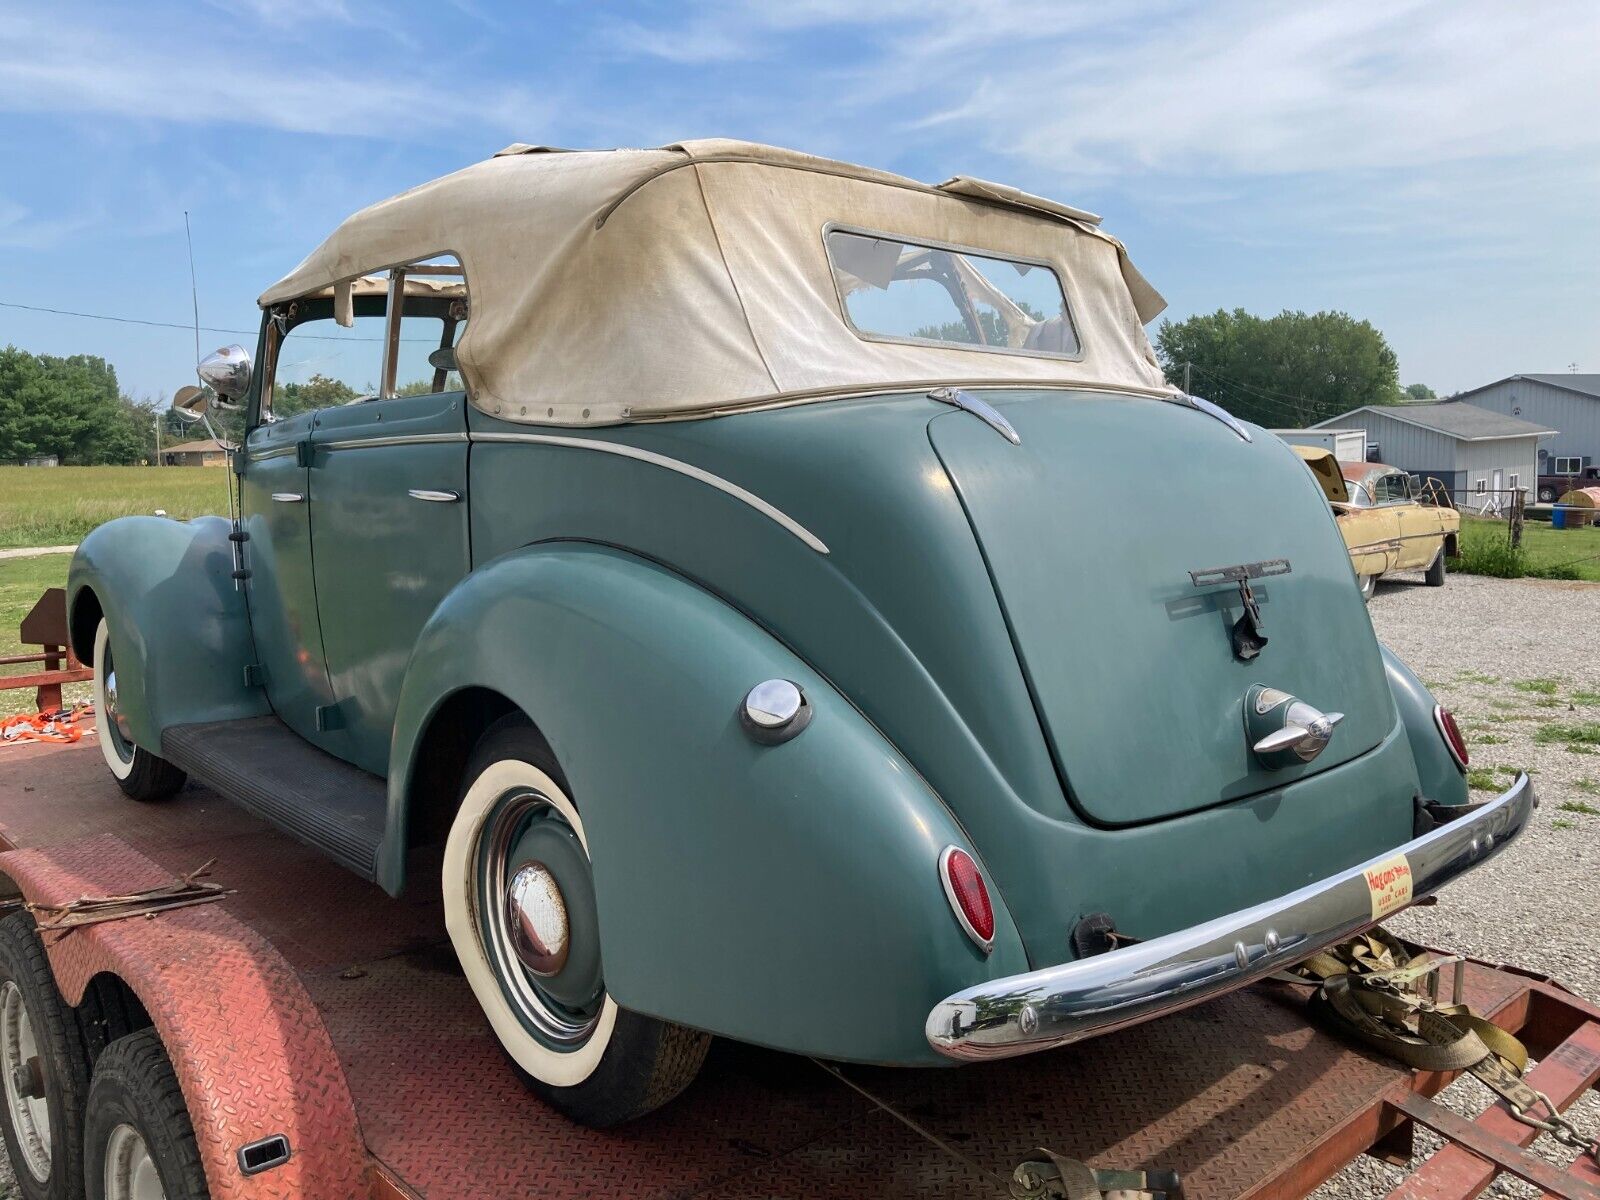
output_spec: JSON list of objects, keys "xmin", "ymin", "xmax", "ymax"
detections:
[
  {"xmin": 154, "ymin": 411, "xmax": 162, "ymax": 466},
  {"xmin": 1183, "ymin": 361, "xmax": 1192, "ymax": 394}
]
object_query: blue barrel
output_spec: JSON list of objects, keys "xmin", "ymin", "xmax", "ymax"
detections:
[{"xmin": 1552, "ymin": 506, "xmax": 1568, "ymax": 530}]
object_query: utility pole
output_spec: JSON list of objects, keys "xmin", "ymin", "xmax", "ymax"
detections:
[
  {"xmin": 154, "ymin": 411, "xmax": 162, "ymax": 466},
  {"xmin": 1183, "ymin": 361, "xmax": 1192, "ymax": 394}
]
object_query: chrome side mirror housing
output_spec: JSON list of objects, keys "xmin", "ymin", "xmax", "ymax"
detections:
[
  {"xmin": 197, "ymin": 344, "xmax": 252, "ymax": 407},
  {"xmin": 171, "ymin": 385, "xmax": 209, "ymax": 425}
]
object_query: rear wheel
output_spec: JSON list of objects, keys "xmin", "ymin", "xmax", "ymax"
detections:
[
  {"xmin": 1538, "ymin": 485, "xmax": 1557, "ymax": 503},
  {"xmin": 1424, "ymin": 548, "xmax": 1447, "ymax": 587},
  {"xmin": 84, "ymin": 1030, "xmax": 207, "ymax": 1200},
  {"xmin": 0, "ymin": 913, "xmax": 90, "ymax": 1200},
  {"xmin": 1358, "ymin": 572, "xmax": 1379, "ymax": 602},
  {"xmin": 92, "ymin": 622, "xmax": 186, "ymax": 802},
  {"xmin": 443, "ymin": 718, "xmax": 709, "ymax": 1126}
]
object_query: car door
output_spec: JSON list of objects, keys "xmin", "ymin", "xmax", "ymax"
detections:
[
  {"xmin": 1395, "ymin": 476, "xmax": 1444, "ymax": 569},
  {"xmin": 309, "ymin": 388, "xmax": 470, "ymax": 774},
  {"xmin": 240, "ymin": 407, "xmax": 338, "ymax": 743}
]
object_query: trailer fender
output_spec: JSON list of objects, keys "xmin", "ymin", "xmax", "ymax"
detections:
[
  {"xmin": 387, "ymin": 543, "xmax": 1028, "ymax": 1065},
  {"xmin": 67, "ymin": 516, "xmax": 267, "ymax": 752},
  {"xmin": 0, "ymin": 839, "xmax": 367, "ymax": 1198},
  {"xmin": 1381, "ymin": 642, "xmax": 1469, "ymax": 810}
]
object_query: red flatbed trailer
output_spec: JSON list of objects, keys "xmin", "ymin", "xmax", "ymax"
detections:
[{"xmin": 0, "ymin": 731, "xmax": 1596, "ymax": 1200}]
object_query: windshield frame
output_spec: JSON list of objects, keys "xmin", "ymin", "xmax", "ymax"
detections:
[{"xmin": 821, "ymin": 222, "xmax": 1084, "ymax": 363}]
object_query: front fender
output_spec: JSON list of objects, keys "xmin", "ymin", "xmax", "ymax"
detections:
[
  {"xmin": 388, "ymin": 543, "xmax": 1029, "ymax": 1064},
  {"xmin": 67, "ymin": 516, "xmax": 267, "ymax": 751},
  {"xmin": 1381, "ymin": 643, "xmax": 1469, "ymax": 809}
]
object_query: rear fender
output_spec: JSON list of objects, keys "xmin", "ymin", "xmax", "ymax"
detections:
[
  {"xmin": 67, "ymin": 516, "xmax": 267, "ymax": 751},
  {"xmin": 387, "ymin": 543, "xmax": 1028, "ymax": 1064},
  {"xmin": 1381, "ymin": 643, "xmax": 1468, "ymax": 810}
]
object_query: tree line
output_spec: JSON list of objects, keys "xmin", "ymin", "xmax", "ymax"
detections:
[
  {"xmin": 1154, "ymin": 308, "xmax": 1433, "ymax": 427},
  {"xmin": 0, "ymin": 346, "xmax": 178, "ymax": 465}
]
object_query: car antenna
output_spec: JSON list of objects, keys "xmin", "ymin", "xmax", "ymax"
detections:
[{"xmin": 185, "ymin": 210, "xmax": 247, "ymax": 590}]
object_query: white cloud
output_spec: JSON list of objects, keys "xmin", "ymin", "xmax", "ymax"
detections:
[{"xmin": 0, "ymin": 10, "xmax": 544, "ymax": 140}]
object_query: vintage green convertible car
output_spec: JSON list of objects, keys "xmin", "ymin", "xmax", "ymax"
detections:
[{"xmin": 68, "ymin": 140, "xmax": 1532, "ymax": 1127}]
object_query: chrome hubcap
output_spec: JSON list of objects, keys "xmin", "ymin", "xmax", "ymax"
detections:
[
  {"xmin": 505, "ymin": 863, "xmax": 570, "ymax": 977},
  {"xmin": 1, "ymin": 980, "xmax": 51, "ymax": 1182},
  {"xmin": 105, "ymin": 1123, "xmax": 166, "ymax": 1200},
  {"xmin": 478, "ymin": 791, "xmax": 603, "ymax": 1048}
]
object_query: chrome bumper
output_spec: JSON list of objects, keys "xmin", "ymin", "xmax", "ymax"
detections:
[{"xmin": 926, "ymin": 774, "xmax": 1535, "ymax": 1061}]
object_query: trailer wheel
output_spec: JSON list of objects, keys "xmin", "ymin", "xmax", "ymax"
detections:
[
  {"xmin": 92, "ymin": 622, "xmax": 186, "ymax": 802},
  {"xmin": 444, "ymin": 718, "xmax": 710, "ymax": 1127},
  {"xmin": 1424, "ymin": 548, "xmax": 1447, "ymax": 587},
  {"xmin": 85, "ymin": 1030, "xmax": 206, "ymax": 1200},
  {"xmin": 0, "ymin": 912, "xmax": 89, "ymax": 1200}
]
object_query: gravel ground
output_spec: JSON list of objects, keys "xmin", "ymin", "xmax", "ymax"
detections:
[
  {"xmin": 1317, "ymin": 569, "xmax": 1600, "ymax": 1197},
  {"xmin": 0, "ymin": 572, "xmax": 1592, "ymax": 1198}
]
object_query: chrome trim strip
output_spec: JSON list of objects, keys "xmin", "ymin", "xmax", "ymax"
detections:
[
  {"xmin": 928, "ymin": 387, "xmax": 1022, "ymax": 445},
  {"xmin": 246, "ymin": 445, "xmax": 297, "ymax": 463},
  {"xmin": 926, "ymin": 774, "xmax": 1536, "ymax": 1061},
  {"xmin": 408, "ymin": 488, "xmax": 462, "ymax": 503},
  {"xmin": 472, "ymin": 433, "xmax": 830, "ymax": 555},
  {"xmin": 320, "ymin": 432, "xmax": 470, "ymax": 451},
  {"xmin": 1180, "ymin": 393, "xmax": 1253, "ymax": 443}
]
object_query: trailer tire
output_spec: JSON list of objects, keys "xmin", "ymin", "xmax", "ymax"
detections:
[
  {"xmin": 445, "ymin": 717, "xmax": 711, "ymax": 1126},
  {"xmin": 93, "ymin": 621, "xmax": 187, "ymax": 802},
  {"xmin": 1424, "ymin": 548, "xmax": 1447, "ymax": 588},
  {"xmin": 85, "ymin": 1029, "xmax": 207, "ymax": 1200},
  {"xmin": 0, "ymin": 912, "xmax": 90, "ymax": 1200}
]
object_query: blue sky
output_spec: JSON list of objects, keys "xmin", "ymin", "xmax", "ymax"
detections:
[{"xmin": 1, "ymin": 0, "xmax": 1596, "ymax": 404}]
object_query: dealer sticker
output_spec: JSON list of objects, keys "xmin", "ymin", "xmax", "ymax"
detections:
[{"xmin": 1364, "ymin": 852, "xmax": 1413, "ymax": 920}]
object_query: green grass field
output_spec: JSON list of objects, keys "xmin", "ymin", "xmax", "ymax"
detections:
[
  {"xmin": 0, "ymin": 466, "xmax": 231, "ymax": 550},
  {"xmin": 0, "ymin": 553, "xmax": 84, "ymax": 719},
  {"xmin": 1453, "ymin": 515, "xmax": 1600, "ymax": 582}
]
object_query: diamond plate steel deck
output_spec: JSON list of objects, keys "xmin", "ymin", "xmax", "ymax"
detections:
[{"xmin": 0, "ymin": 729, "xmax": 1595, "ymax": 1199}]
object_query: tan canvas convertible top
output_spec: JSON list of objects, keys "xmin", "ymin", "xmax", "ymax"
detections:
[{"xmin": 260, "ymin": 139, "xmax": 1175, "ymax": 426}]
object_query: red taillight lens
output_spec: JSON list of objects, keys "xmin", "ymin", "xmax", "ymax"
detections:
[
  {"xmin": 939, "ymin": 847, "xmax": 995, "ymax": 951},
  {"xmin": 1434, "ymin": 705, "xmax": 1468, "ymax": 771}
]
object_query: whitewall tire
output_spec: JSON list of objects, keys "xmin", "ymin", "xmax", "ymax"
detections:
[
  {"xmin": 442, "ymin": 719, "xmax": 709, "ymax": 1126},
  {"xmin": 91, "ymin": 622, "xmax": 185, "ymax": 802}
]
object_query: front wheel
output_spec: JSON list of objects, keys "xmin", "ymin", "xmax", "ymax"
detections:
[
  {"xmin": 442, "ymin": 718, "xmax": 709, "ymax": 1126},
  {"xmin": 1538, "ymin": 486, "xmax": 1557, "ymax": 503},
  {"xmin": 1358, "ymin": 572, "xmax": 1379, "ymax": 602},
  {"xmin": 1424, "ymin": 548, "xmax": 1448, "ymax": 587},
  {"xmin": 92, "ymin": 622, "xmax": 186, "ymax": 802}
]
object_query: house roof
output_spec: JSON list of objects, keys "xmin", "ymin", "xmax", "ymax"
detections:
[
  {"xmin": 1311, "ymin": 401, "xmax": 1555, "ymax": 442},
  {"xmin": 1454, "ymin": 374, "xmax": 1600, "ymax": 402},
  {"xmin": 163, "ymin": 438, "xmax": 229, "ymax": 454}
]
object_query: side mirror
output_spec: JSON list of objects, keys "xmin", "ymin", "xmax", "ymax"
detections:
[
  {"xmin": 171, "ymin": 385, "xmax": 209, "ymax": 425},
  {"xmin": 198, "ymin": 344, "xmax": 252, "ymax": 405}
]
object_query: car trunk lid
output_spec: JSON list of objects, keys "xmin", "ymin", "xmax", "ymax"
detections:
[{"xmin": 928, "ymin": 391, "xmax": 1395, "ymax": 826}]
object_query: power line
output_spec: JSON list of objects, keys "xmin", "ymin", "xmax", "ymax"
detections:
[{"xmin": 0, "ymin": 299, "xmax": 430, "ymax": 343}]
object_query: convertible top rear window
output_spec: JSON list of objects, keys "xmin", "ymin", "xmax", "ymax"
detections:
[{"xmin": 825, "ymin": 228, "xmax": 1079, "ymax": 358}]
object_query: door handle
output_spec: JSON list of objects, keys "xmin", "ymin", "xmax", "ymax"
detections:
[
  {"xmin": 407, "ymin": 489, "xmax": 462, "ymax": 503},
  {"xmin": 270, "ymin": 492, "xmax": 305, "ymax": 503}
]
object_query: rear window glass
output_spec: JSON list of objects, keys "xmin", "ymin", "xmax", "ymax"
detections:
[{"xmin": 825, "ymin": 229, "xmax": 1078, "ymax": 357}]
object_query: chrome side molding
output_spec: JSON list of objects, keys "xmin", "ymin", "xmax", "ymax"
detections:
[
  {"xmin": 1180, "ymin": 393, "xmax": 1253, "ymax": 443},
  {"xmin": 928, "ymin": 387, "xmax": 1021, "ymax": 445}
]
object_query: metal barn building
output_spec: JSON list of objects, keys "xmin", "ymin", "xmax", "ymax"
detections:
[
  {"xmin": 1453, "ymin": 374, "xmax": 1600, "ymax": 494},
  {"xmin": 1311, "ymin": 402, "xmax": 1552, "ymax": 510}
]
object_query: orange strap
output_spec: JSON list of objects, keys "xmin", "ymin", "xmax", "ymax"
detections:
[{"xmin": 0, "ymin": 703, "xmax": 91, "ymax": 745}]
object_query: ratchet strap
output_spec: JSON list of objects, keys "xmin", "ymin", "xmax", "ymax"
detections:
[
  {"xmin": 0, "ymin": 703, "xmax": 90, "ymax": 745},
  {"xmin": 1011, "ymin": 1150, "xmax": 1183, "ymax": 1200},
  {"xmin": 1291, "ymin": 927, "xmax": 1599, "ymax": 1163}
]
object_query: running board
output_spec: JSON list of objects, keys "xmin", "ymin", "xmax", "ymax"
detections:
[{"xmin": 162, "ymin": 717, "xmax": 386, "ymax": 879}]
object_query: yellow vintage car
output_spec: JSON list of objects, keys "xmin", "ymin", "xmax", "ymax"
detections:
[{"xmin": 1295, "ymin": 446, "xmax": 1461, "ymax": 601}]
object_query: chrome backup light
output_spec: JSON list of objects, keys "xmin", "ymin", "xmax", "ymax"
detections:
[
  {"xmin": 938, "ymin": 846, "xmax": 995, "ymax": 954},
  {"xmin": 1434, "ymin": 705, "xmax": 1469, "ymax": 772},
  {"xmin": 739, "ymin": 679, "xmax": 812, "ymax": 744}
]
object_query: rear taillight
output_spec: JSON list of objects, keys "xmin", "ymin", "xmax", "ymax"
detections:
[
  {"xmin": 1434, "ymin": 705, "xmax": 1468, "ymax": 771},
  {"xmin": 939, "ymin": 846, "xmax": 994, "ymax": 954}
]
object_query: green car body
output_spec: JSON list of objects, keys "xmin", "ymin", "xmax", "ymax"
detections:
[{"xmin": 66, "ymin": 142, "xmax": 1522, "ymax": 1095}]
